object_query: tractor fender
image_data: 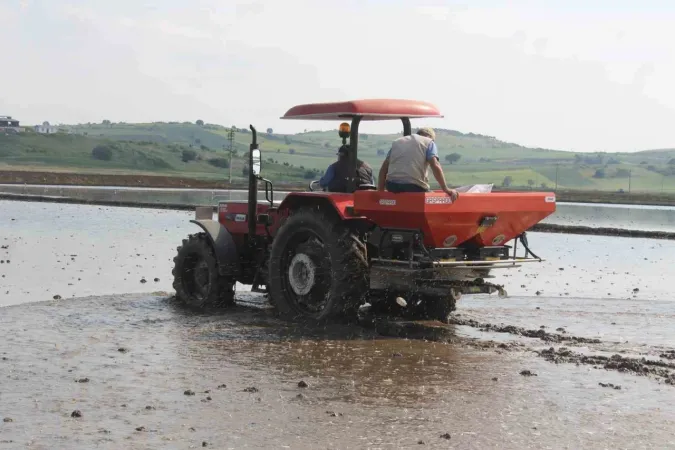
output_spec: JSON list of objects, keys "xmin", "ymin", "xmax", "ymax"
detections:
[
  {"xmin": 277, "ymin": 192, "xmax": 366, "ymax": 221},
  {"xmin": 189, "ymin": 219, "xmax": 240, "ymax": 276}
]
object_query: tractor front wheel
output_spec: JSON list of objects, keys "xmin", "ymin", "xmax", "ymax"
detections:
[
  {"xmin": 267, "ymin": 209, "xmax": 368, "ymax": 323},
  {"xmin": 172, "ymin": 232, "xmax": 235, "ymax": 309}
]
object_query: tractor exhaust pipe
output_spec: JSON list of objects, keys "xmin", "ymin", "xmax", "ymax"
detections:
[{"xmin": 248, "ymin": 124, "xmax": 258, "ymax": 237}]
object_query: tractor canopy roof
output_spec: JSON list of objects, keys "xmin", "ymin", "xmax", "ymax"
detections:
[{"xmin": 280, "ymin": 99, "xmax": 443, "ymax": 121}]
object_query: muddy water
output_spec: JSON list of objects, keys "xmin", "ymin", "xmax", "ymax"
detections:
[
  {"xmin": 2, "ymin": 294, "xmax": 675, "ymax": 449},
  {"xmin": 3, "ymin": 200, "xmax": 675, "ymax": 448}
]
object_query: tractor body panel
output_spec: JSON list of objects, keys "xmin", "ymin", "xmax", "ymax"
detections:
[
  {"xmin": 217, "ymin": 201, "xmax": 278, "ymax": 236},
  {"xmin": 352, "ymin": 190, "xmax": 556, "ymax": 248}
]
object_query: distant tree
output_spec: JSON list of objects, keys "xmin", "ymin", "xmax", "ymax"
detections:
[
  {"xmin": 669, "ymin": 158, "xmax": 675, "ymax": 165},
  {"xmin": 200, "ymin": 144, "xmax": 210, "ymax": 151},
  {"xmin": 541, "ymin": 183, "xmax": 548, "ymax": 188},
  {"xmin": 195, "ymin": 138, "xmax": 201, "ymax": 145},
  {"xmin": 304, "ymin": 170, "xmax": 316, "ymax": 179},
  {"xmin": 445, "ymin": 153, "xmax": 461, "ymax": 164},
  {"xmin": 207, "ymin": 158, "xmax": 230, "ymax": 168},
  {"xmin": 284, "ymin": 136, "xmax": 291, "ymax": 145},
  {"xmin": 266, "ymin": 128, "xmax": 273, "ymax": 134},
  {"xmin": 640, "ymin": 161, "xmax": 648, "ymax": 165},
  {"xmin": 101, "ymin": 120, "xmax": 111, "ymax": 126},
  {"xmin": 181, "ymin": 149, "xmax": 197, "ymax": 163},
  {"xmin": 377, "ymin": 149, "xmax": 386, "ymax": 156},
  {"xmin": 593, "ymin": 168, "xmax": 606, "ymax": 178},
  {"xmin": 527, "ymin": 179, "xmax": 535, "ymax": 188},
  {"xmin": 607, "ymin": 157, "xmax": 621, "ymax": 164},
  {"xmin": 242, "ymin": 165, "xmax": 249, "ymax": 176},
  {"xmin": 324, "ymin": 142, "xmax": 332, "ymax": 148},
  {"xmin": 361, "ymin": 134, "xmax": 369, "ymax": 140},
  {"xmin": 196, "ymin": 119, "xmax": 204, "ymax": 126},
  {"xmin": 288, "ymin": 148, "xmax": 296, "ymax": 155},
  {"xmin": 615, "ymin": 168, "xmax": 631, "ymax": 178},
  {"xmin": 277, "ymin": 149, "xmax": 280, "ymax": 153},
  {"xmin": 91, "ymin": 145, "xmax": 113, "ymax": 161},
  {"xmin": 501, "ymin": 176, "xmax": 513, "ymax": 187}
]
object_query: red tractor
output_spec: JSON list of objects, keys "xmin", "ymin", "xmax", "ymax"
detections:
[{"xmin": 171, "ymin": 99, "xmax": 556, "ymax": 323}]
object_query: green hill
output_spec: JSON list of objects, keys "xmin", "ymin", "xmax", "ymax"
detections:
[{"xmin": 2, "ymin": 121, "xmax": 675, "ymax": 192}]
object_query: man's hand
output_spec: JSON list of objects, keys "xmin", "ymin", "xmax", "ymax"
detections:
[{"xmin": 443, "ymin": 187, "xmax": 459, "ymax": 202}]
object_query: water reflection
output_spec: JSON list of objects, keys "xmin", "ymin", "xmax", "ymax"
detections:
[{"xmin": 169, "ymin": 302, "xmax": 490, "ymax": 408}]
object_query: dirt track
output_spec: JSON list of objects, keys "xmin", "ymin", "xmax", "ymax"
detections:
[{"xmin": 2, "ymin": 168, "xmax": 675, "ymax": 205}]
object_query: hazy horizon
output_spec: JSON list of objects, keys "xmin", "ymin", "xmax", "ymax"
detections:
[{"xmin": 2, "ymin": 0, "xmax": 675, "ymax": 153}]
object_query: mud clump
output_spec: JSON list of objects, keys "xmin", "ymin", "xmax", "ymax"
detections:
[
  {"xmin": 184, "ymin": 389, "xmax": 195, "ymax": 396},
  {"xmin": 71, "ymin": 410, "xmax": 82, "ymax": 418},
  {"xmin": 449, "ymin": 317, "xmax": 601, "ymax": 344},
  {"xmin": 297, "ymin": 380, "xmax": 308, "ymax": 388},
  {"xmin": 52, "ymin": 295, "xmax": 62, "ymax": 300},
  {"xmin": 117, "ymin": 347, "xmax": 128, "ymax": 353},
  {"xmin": 217, "ymin": 384, "xmax": 227, "ymax": 389},
  {"xmin": 3, "ymin": 418, "xmax": 13, "ymax": 423},
  {"xmin": 243, "ymin": 387, "xmax": 258, "ymax": 393},
  {"xmin": 599, "ymin": 382, "xmax": 622, "ymax": 390},
  {"xmin": 538, "ymin": 347, "xmax": 675, "ymax": 385},
  {"xmin": 660, "ymin": 351, "xmax": 675, "ymax": 360},
  {"xmin": 520, "ymin": 370, "xmax": 537, "ymax": 377},
  {"xmin": 440, "ymin": 433, "xmax": 451, "ymax": 440},
  {"xmin": 76, "ymin": 377, "xmax": 89, "ymax": 383}
]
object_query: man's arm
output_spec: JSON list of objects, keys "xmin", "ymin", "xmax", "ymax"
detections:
[
  {"xmin": 319, "ymin": 164, "xmax": 335, "ymax": 189},
  {"xmin": 427, "ymin": 142, "xmax": 458, "ymax": 201},
  {"xmin": 377, "ymin": 157, "xmax": 389, "ymax": 191}
]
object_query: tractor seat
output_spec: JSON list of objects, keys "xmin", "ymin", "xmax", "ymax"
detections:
[{"xmin": 358, "ymin": 183, "xmax": 377, "ymax": 191}]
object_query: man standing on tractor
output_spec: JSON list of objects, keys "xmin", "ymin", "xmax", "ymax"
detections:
[
  {"xmin": 319, "ymin": 145, "xmax": 375, "ymax": 192},
  {"xmin": 377, "ymin": 127, "xmax": 459, "ymax": 201}
]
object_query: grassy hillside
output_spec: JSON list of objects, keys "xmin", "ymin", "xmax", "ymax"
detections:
[
  {"xmin": 2, "ymin": 121, "xmax": 675, "ymax": 192},
  {"xmin": 0, "ymin": 127, "xmax": 318, "ymax": 183}
]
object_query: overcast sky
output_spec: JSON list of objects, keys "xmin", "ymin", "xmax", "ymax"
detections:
[{"xmin": 2, "ymin": 0, "xmax": 675, "ymax": 152}]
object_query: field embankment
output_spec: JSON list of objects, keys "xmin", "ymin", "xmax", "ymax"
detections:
[{"xmin": 2, "ymin": 169, "xmax": 675, "ymax": 206}]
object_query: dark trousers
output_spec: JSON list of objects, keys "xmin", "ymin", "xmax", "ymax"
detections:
[{"xmin": 386, "ymin": 181, "xmax": 429, "ymax": 193}]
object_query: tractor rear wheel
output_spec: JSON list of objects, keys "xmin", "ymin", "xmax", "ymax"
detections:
[
  {"xmin": 267, "ymin": 209, "xmax": 368, "ymax": 323},
  {"xmin": 172, "ymin": 232, "xmax": 235, "ymax": 309}
]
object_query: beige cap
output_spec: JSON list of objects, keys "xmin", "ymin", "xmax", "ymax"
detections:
[{"xmin": 417, "ymin": 127, "xmax": 436, "ymax": 141}]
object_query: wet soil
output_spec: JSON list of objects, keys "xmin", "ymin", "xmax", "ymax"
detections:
[
  {"xmin": 531, "ymin": 223, "xmax": 675, "ymax": 240},
  {"xmin": 2, "ymin": 294, "xmax": 675, "ymax": 449}
]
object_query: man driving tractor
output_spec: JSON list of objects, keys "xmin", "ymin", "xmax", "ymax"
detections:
[
  {"xmin": 377, "ymin": 127, "xmax": 459, "ymax": 201},
  {"xmin": 319, "ymin": 145, "xmax": 375, "ymax": 192}
]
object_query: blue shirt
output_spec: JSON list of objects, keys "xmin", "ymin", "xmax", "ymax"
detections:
[
  {"xmin": 319, "ymin": 162, "xmax": 375, "ymax": 188},
  {"xmin": 386, "ymin": 140, "xmax": 438, "ymax": 162}
]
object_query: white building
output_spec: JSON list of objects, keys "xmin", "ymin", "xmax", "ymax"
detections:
[{"xmin": 34, "ymin": 121, "xmax": 58, "ymax": 134}]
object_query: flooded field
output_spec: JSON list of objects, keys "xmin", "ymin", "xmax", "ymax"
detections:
[
  {"xmin": 2, "ymin": 183, "xmax": 675, "ymax": 232},
  {"xmin": 2, "ymin": 200, "xmax": 675, "ymax": 448}
]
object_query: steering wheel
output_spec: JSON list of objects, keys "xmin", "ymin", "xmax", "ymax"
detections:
[{"xmin": 308, "ymin": 180, "xmax": 321, "ymax": 192}]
